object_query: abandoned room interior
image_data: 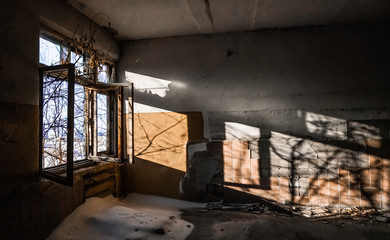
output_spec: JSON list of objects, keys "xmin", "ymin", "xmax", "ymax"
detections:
[{"xmin": 1, "ymin": 0, "xmax": 390, "ymax": 239}]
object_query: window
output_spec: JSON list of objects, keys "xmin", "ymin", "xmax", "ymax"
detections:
[
  {"xmin": 98, "ymin": 63, "xmax": 112, "ymax": 83},
  {"xmin": 39, "ymin": 31, "xmax": 128, "ymax": 185},
  {"xmin": 97, "ymin": 92, "xmax": 109, "ymax": 152},
  {"xmin": 39, "ymin": 32, "xmax": 93, "ymax": 80},
  {"xmin": 39, "ymin": 35, "xmax": 61, "ymax": 66},
  {"xmin": 40, "ymin": 64, "xmax": 75, "ymax": 185},
  {"xmin": 74, "ymin": 83, "xmax": 87, "ymax": 160}
]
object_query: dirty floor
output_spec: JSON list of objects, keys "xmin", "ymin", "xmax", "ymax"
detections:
[
  {"xmin": 48, "ymin": 193, "xmax": 390, "ymax": 240},
  {"xmin": 182, "ymin": 208, "xmax": 390, "ymax": 240}
]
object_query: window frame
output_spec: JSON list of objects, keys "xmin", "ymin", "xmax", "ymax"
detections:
[
  {"xmin": 38, "ymin": 29, "xmax": 129, "ymax": 186},
  {"xmin": 39, "ymin": 64, "xmax": 75, "ymax": 186},
  {"xmin": 95, "ymin": 90, "xmax": 114, "ymax": 156}
]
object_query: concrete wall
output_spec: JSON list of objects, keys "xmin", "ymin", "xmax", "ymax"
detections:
[
  {"xmin": 0, "ymin": 0, "xmax": 119, "ymax": 182},
  {"xmin": 119, "ymin": 22, "xmax": 390, "ymax": 208},
  {"xmin": 0, "ymin": 0, "xmax": 120, "ymax": 238},
  {"xmin": 123, "ymin": 110, "xmax": 205, "ymax": 199},
  {"xmin": 0, "ymin": 161, "xmax": 122, "ymax": 239}
]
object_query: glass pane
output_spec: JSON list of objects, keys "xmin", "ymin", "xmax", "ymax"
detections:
[
  {"xmin": 126, "ymin": 96, "xmax": 134, "ymax": 162},
  {"xmin": 97, "ymin": 93, "xmax": 109, "ymax": 152},
  {"xmin": 74, "ymin": 84, "xmax": 86, "ymax": 160},
  {"xmin": 42, "ymin": 70, "xmax": 69, "ymax": 168},
  {"xmin": 39, "ymin": 37, "xmax": 61, "ymax": 66},
  {"xmin": 98, "ymin": 64, "xmax": 109, "ymax": 83},
  {"xmin": 71, "ymin": 52, "xmax": 85, "ymax": 76}
]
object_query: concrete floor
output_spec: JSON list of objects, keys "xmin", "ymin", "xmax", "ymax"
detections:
[{"xmin": 182, "ymin": 209, "xmax": 390, "ymax": 240}]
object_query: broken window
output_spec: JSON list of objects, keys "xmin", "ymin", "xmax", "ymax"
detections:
[
  {"xmin": 39, "ymin": 31, "xmax": 131, "ymax": 185},
  {"xmin": 98, "ymin": 63, "xmax": 112, "ymax": 83}
]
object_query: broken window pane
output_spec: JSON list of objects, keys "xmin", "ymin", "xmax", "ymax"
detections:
[
  {"xmin": 98, "ymin": 64, "xmax": 110, "ymax": 83},
  {"xmin": 97, "ymin": 93, "xmax": 109, "ymax": 152}
]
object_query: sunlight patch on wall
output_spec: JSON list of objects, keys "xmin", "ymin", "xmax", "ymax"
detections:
[
  {"xmin": 305, "ymin": 112, "xmax": 347, "ymax": 140},
  {"xmin": 125, "ymin": 71, "xmax": 172, "ymax": 97},
  {"xmin": 348, "ymin": 121, "xmax": 381, "ymax": 142},
  {"xmin": 134, "ymin": 111, "xmax": 188, "ymax": 172},
  {"xmin": 224, "ymin": 122, "xmax": 261, "ymax": 140}
]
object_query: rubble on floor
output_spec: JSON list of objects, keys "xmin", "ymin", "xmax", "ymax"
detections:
[
  {"xmin": 204, "ymin": 200, "xmax": 390, "ymax": 225},
  {"xmin": 205, "ymin": 198, "xmax": 292, "ymax": 216},
  {"xmin": 290, "ymin": 205, "xmax": 390, "ymax": 224}
]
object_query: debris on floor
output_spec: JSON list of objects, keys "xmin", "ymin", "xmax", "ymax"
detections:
[
  {"xmin": 205, "ymin": 198, "xmax": 292, "ymax": 216},
  {"xmin": 290, "ymin": 205, "xmax": 390, "ymax": 224},
  {"xmin": 203, "ymin": 199, "xmax": 390, "ymax": 225}
]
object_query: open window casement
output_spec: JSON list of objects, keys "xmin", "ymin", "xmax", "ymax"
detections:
[
  {"xmin": 39, "ymin": 64, "xmax": 133, "ymax": 186},
  {"xmin": 39, "ymin": 64, "xmax": 76, "ymax": 185}
]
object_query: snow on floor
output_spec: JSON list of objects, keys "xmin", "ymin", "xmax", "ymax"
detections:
[{"xmin": 47, "ymin": 193, "xmax": 206, "ymax": 240}]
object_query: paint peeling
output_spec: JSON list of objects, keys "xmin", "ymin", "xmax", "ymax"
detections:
[{"xmin": 187, "ymin": 142, "xmax": 207, "ymax": 159}]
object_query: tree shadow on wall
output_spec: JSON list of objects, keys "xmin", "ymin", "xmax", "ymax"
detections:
[
  {"xmin": 266, "ymin": 119, "xmax": 389, "ymax": 208},
  {"xmin": 214, "ymin": 112, "xmax": 389, "ymax": 208},
  {"xmin": 134, "ymin": 112, "xmax": 187, "ymax": 160}
]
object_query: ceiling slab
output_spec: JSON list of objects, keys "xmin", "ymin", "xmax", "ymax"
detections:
[
  {"xmin": 68, "ymin": 0, "xmax": 390, "ymax": 40},
  {"xmin": 331, "ymin": 0, "xmax": 390, "ymax": 24},
  {"xmin": 253, "ymin": 0, "xmax": 351, "ymax": 29},
  {"xmin": 209, "ymin": 0, "xmax": 258, "ymax": 33},
  {"xmin": 68, "ymin": 0, "xmax": 201, "ymax": 40},
  {"xmin": 185, "ymin": 0, "xmax": 214, "ymax": 34}
]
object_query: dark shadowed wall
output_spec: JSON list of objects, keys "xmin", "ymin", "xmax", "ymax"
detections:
[
  {"xmin": 119, "ymin": 22, "xmax": 390, "ymax": 208},
  {"xmin": 0, "ymin": 0, "xmax": 119, "ymax": 238},
  {"xmin": 0, "ymin": 0, "xmax": 119, "ymax": 183}
]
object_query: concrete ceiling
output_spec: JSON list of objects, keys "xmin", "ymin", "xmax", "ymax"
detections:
[{"xmin": 68, "ymin": 0, "xmax": 390, "ymax": 40}]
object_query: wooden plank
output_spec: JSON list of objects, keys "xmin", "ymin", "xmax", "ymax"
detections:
[
  {"xmin": 49, "ymin": 189, "xmax": 59, "ymax": 236},
  {"xmin": 84, "ymin": 172, "xmax": 113, "ymax": 186},
  {"xmin": 114, "ymin": 172, "xmax": 122, "ymax": 197},
  {"xmin": 30, "ymin": 189, "xmax": 41, "ymax": 240},
  {"xmin": 0, "ymin": 192, "xmax": 10, "ymax": 239},
  {"xmin": 65, "ymin": 185, "xmax": 73, "ymax": 214},
  {"xmin": 57, "ymin": 187, "xmax": 66, "ymax": 223},
  {"xmin": 8, "ymin": 187, "xmax": 21, "ymax": 239},
  {"xmin": 84, "ymin": 178, "xmax": 114, "ymax": 198},
  {"xmin": 72, "ymin": 179, "xmax": 82, "ymax": 210},
  {"xmin": 20, "ymin": 186, "xmax": 32, "ymax": 240},
  {"xmin": 40, "ymin": 191, "xmax": 52, "ymax": 239},
  {"xmin": 78, "ymin": 179, "xmax": 85, "ymax": 206}
]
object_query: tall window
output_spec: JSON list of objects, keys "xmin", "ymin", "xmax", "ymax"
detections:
[
  {"xmin": 41, "ymin": 67, "xmax": 72, "ymax": 168},
  {"xmin": 97, "ymin": 93, "xmax": 109, "ymax": 152},
  {"xmin": 74, "ymin": 84, "xmax": 87, "ymax": 160},
  {"xmin": 39, "ymin": 31, "xmax": 121, "ymax": 185}
]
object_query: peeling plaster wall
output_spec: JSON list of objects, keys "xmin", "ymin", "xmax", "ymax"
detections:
[
  {"xmin": 0, "ymin": 0, "xmax": 119, "ymax": 183},
  {"xmin": 119, "ymin": 23, "xmax": 390, "ymax": 207}
]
